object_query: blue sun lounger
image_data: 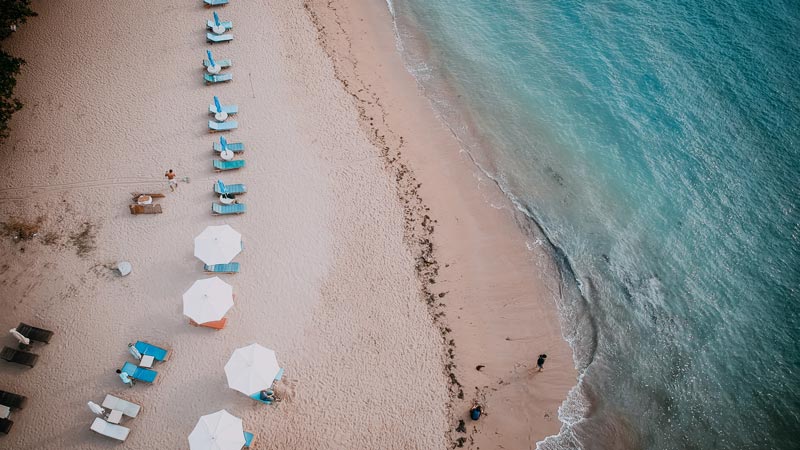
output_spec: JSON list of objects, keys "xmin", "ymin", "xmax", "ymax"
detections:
[
  {"xmin": 207, "ymin": 20, "xmax": 233, "ymax": 31},
  {"xmin": 213, "ymin": 159, "xmax": 245, "ymax": 171},
  {"xmin": 249, "ymin": 392, "xmax": 273, "ymax": 405},
  {"xmin": 215, "ymin": 180, "xmax": 247, "ymax": 195},
  {"xmin": 121, "ymin": 362, "xmax": 159, "ymax": 383},
  {"xmin": 244, "ymin": 431, "xmax": 255, "ymax": 448},
  {"xmin": 134, "ymin": 341, "xmax": 171, "ymax": 362},
  {"xmin": 204, "ymin": 73, "xmax": 233, "ymax": 84},
  {"xmin": 204, "ymin": 0, "xmax": 229, "ymax": 7},
  {"xmin": 212, "ymin": 203, "xmax": 246, "ymax": 215},
  {"xmin": 213, "ymin": 141, "xmax": 244, "ymax": 152},
  {"xmin": 204, "ymin": 262, "xmax": 240, "ymax": 274},
  {"xmin": 207, "ymin": 33, "xmax": 233, "ymax": 44},
  {"xmin": 204, "ymin": 58, "xmax": 232, "ymax": 69},
  {"xmin": 209, "ymin": 120, "xmax": 238, "ymax": 132},
  {"xmin": 209, "ymin": 104, "xmax": 238, "ymax": 115}
]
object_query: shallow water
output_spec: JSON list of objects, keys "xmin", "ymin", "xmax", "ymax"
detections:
[{"xmin": 388, "ymin": 0, "xmax": 800, "ymax": 448}]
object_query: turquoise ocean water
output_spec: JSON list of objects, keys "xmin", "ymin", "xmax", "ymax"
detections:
[{"xmin": 386, "ymin": 1, "xmax": 800, "ymax": 448}]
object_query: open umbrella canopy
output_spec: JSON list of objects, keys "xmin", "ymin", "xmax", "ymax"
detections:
[
  {"xmin": 182, "ymin": 277, "xmax": 234, "ymax": 324},
  {"xmin": 188, "ymin": 409, "xmax": 245, "ymax": 450},
  {"xmin": 194, "ymin": 225, "xmax": 242, "ymax": 265},
  {"xmin": 225, "ymin": 344, "xmax": 280, "ymax": 395}
]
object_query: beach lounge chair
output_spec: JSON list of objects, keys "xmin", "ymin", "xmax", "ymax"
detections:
[
  {"xmin": 204, "ymin": 73, "xmax": 233, "ymax": 84},
  {"xmin": 189, "ymin": 318, "xmax": 227, "ymax": 330},
  {"xmin": 244, "ymin": 431, "xmax": 255, "ymax": 448},
  {"xmin": 0, "ymin": 347, "xmax": 38, "ymax": 368},
  {"xmin": 212, "ymin": 203, "xmax": 247, "ymax": 215},
  {"xmin": 249, "ymin": 392, "xmax": 273, "ymax": 405},
  {"xmin": 102, "ymin": 394, "xmax": 141, "ymax": 418},
  {"xmin": 207, "ymin": 20, "xmax": 233, "ymax": 31},
  {"xmin": 120, "ymin": 362, "xmax": 159, "ymax": 383},
  {"xmin": 209, "ymin": 104, "xmax": 238, "ymax": 115},
  {"xmin": 213, "ymin": 159, "xmax": 245, "ymax": 171},
  {"xmin": 90, "ymin": 418, "xmax": 130, "ymax": 441},
  {"xmin": 215, "ymin": 180, "xmax": 247, "ymax": 195},
  {"xmin": 209, "ymin": 120, "xmax": 238, "ymax": 132},
  {"xmin": 0, "ymin": 418, "xmax": 12, "ymax": 435},
  {"xmin": 204, "ymin": 262, "xmax": 240, "ymax": 274},
  {"xmin": 207, "ymin": 32, "xmax": 234, "ymax": 44},
  {"xmin": 134, "ymin": 341, "xmax": 171, "ymax": 362},
  {"xmin": 0, "ymin": 391, "xmax": 27, "ymax": 410},
  {"xmin": 16, "ymin": 322, "xmax": 54, "ymax": 344},
  {"xmin": 129, "ymin": 204, "xmax": 162, "ymax": 215},
  {"xmin": 204, "ymin": 0, "xmax": 229, "ymax": 7},
  {"xmin": 274, "ymin": 367, "xmax": 284, "ymax": 382},
  {"xmin": 213, "ymin": 141, "xmax": 245, "ymax": 152},
  {"xmin": 203, "ymin": 58, "xmax": 232, "ymax": 69}
]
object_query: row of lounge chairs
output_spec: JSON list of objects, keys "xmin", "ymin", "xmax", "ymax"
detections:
[
  {"xmin": 0, "ymin": 389, "xmax": 26, "ymax": 435},
  {"xmin": 0, "ymin": 323, "xmax": 54, "ymax": 434}
]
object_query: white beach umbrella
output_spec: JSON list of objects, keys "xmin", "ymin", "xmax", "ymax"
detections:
[
  {"xmin": 194, "ymin": 225, "xmax": 242, "ymax": 265},
  {"xmin": 224, "ymin": 344, "xmax": 280, "ymax": 395},
  {"xmin": 182, "ymin": 277, "xmax": 234, "ymax": 324},
  {"xmin": 188, "ymin": 409, "xmax": 245, "ymax": 450}
]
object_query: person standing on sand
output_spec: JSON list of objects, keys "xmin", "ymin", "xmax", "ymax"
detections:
[
  {"xmin": 165, "ymin": 169, "xmax": 178, "ymax": 191},
  {"xmin": 537, "ymin": 354, "xmax": 548, "ymax": 372}
]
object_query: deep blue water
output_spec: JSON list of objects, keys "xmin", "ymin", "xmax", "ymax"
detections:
[{"xmin": 387, "ymin": 0, "xmax": 800, "ymax": 448}]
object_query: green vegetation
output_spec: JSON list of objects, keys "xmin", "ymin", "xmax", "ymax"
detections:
[{"xmin": 0, "ymin": 0, "xmax": 37, "ymax": 138}]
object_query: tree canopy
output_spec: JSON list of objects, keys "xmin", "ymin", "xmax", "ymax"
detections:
[{"xmin": 0, "ymin": 0, "xmax": 37, "ymax": 138}]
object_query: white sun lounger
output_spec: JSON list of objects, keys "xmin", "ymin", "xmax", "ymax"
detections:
[
  {"xmin": 90, "ymin": 418, "xmax": 130, "ymax": 441},
  {"xmin": 102, "ymin": 395, "xmax": 141, "ymax": 418}
]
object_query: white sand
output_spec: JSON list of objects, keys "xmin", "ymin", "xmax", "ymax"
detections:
[{"xmin": 0, "ymin": 1, "xmax": 448, "ymax": 448}]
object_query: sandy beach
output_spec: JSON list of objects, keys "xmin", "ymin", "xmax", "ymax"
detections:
[{"xmin": 0, "ymin": 1, "xmax": 574, "ymax": 449}]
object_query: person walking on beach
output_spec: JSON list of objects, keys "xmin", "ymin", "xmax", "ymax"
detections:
[
  {"xmin": 165, "ymin": 169, "xmax": 178, "ymax": 191},
  {"xmin": 116, "ymin": 369, "xmax": 135, "ymax": 387},
  {"xmin": 537, "ymin": 354, "xmax": 548, "ymax": 372}
]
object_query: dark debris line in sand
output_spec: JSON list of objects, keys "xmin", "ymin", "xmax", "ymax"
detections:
[{"xmin": 304, "ymin": 2, "xmax": 465, "ymax": 446}]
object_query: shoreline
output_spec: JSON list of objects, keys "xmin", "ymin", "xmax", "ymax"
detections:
[{"xmin": 305, "ymin": 0, "xmax": 578, "ymax": 447}]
